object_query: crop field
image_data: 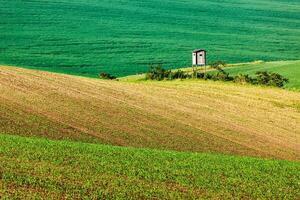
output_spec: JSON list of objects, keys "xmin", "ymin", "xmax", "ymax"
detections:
[
  {"xmin": 1, "ymin": 134, "xmax": 299, "ymax": 199},
  {"xmin": 1, "ymin": 0, "xmax": 300, "ymax": 198},
  {"xmin": 1, "ymin": 66, "xmax": 300, "ymax": 161},
  {"xmin": 1, "ymin": 0, "xmax": 300, "ymax": 77}
]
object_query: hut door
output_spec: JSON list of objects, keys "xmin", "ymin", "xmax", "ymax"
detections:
[{"xmin": 198, "ymin": 53, "xmax": 205, "ymax": 65}]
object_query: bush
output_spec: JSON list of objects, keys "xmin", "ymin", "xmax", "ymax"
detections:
[
  {"xmin": 196, "ymin": 72, "xmax": 205, "ymax": 79},
  {"xmin": 203, "ymin": 73, "xmax": 213, "ymax": 80},
  {"xmin": 210, "ymin": 60, "xmax": 227, "ymax": 72},
  {"xmin": 145, "ymin": 64, "xmax": 169, "ymax": 81},
  {"xmin": 99, "ymin": 72, "xmax": 116, "ymax": 80},
  {"xmin": 171, "ymin": 70, "xmax": 190, "ymax": 79},
  {"xmin": 255, "ymin": 71, "xmax": 270, "ymax": 85},
  {"xmin": 269, "ymin": 73, "xmax": 289, "ymax": 87},
  {"xmin": 255, "ymin": 71, "xmax": 288, "ymax": 88},
  {"xmin": 234, "ymin": 74, "xmax": 253, "ymax": 84},
  {"xmin": 207, "ymin": 60, "xmax": 233, "ymax": 81},
  {"xmin": 211, "ymin": 71, "xmax": 233, "ymax": 81},
  {"xmin": 145, "ymin": 64, "xmax": 190, "ymax": 81},
  {"xmin": 144, "ymin": 63, "xmax": 288, "ymax": 89}
]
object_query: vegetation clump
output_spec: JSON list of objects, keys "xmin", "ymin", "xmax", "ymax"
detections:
[
  {"xmin": 145, "ymin": 64, "xmax": 170, "ymax": 80},
  {"xmin": 145, "ymin": 62, "xmax": 289, "ymax": 88},
  {"xmin": 99, "ymin": 72, "xmax": 117, "ymax": 80},
  {"xmin": 145, "ymin": 64, "xmax": 190, "ymax": 81},
  {"xmin": 255, "ymin": 71, "xmax": 289, "ymax": 87},
  {"xmin": 233, "ymin": 74, "xmax": 253, "ymax": 84},
  {"xmin": 210, "ymin": 60, "xmax": 227, "ymax": 70}
]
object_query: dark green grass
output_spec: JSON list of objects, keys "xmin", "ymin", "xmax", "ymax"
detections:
[
  {"xmin": 1, "ymin": 0, "xmax": 300, "ymax": 77},
  {"xmin": 223, "ymin": 60, "xmax": 300, "ymax": 89},
  {"xmin": 0, "ymin": 134, "xmax": 299, "ymax": 199}
]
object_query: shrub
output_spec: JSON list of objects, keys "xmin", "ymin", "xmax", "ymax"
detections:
[
  {"xmin": 145, "ymin": 64, "xmax": 190, "ymax": 81},
  {"xmin": 234, "ymin": 74, "xmax": 253, "ymax": 84},
  {"xmin": 145, "ymin": 64, "xmax": 171, "ymax": 81},
  {"xmin": 171, "ymin": 70, "xmax": 190, "ymax": 79},
  {"xmin": 211, "ymin": 71, "xmax": 233, "ymax": 81},
  {"xmin": 144, "ymin": 64, "xmax": 288, "ymax": 89},
  {"xmin": 269, "ymin": 72, "xmax": 289, "ymax": 87},
  {"xmin": 196, "ymin": 72, "xmax": 205, "ymax": 79},
  {"xmin": 99, "ymin": 72, "xmax": 117, "ymax": 80},
  {"xmin": 255, "ymin": 71, "xmax": 288, "ymax": 88},
  {"xmin": 203, "ymin": 73, "xmax": 213, "ymax": 80},
  {"xmin": 210, "ymin": 60, "xmax": 227, "ymax": 72},
  {"xmin": 255, "ymin": 71, "xmax": 270, "ymax": 85}
]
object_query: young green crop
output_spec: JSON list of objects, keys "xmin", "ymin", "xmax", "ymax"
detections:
[
  {"xmin": 1, "ymin": 0, "xmax": 300, "ymax": 77},
  {"xmin": 1, "ymin": 134, "xmax": 299, "ymax": 199}
]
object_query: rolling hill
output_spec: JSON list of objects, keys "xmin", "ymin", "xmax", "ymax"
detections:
[
  {"xmin": 1, "ymin": 1, "xmax": 300, "ymax": 198},
  {"xmin": 1, "ymin": 134, "xmax": 299, "ymax": 199},
  {"xmin": 1, "ymin": 0, "xmax": 300, "ymax": 77},
  {"xmin": 0, "ymin": 65, "xmax": 299, "ymax": 160}
]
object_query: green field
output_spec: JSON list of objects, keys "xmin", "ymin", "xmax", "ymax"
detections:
[
  {"xmin": 1, "ymin": 134, "xmax": 299, "ymax": 199},
  {"xmin": 1, "ymin": 0, "xmax": 300, "ymax": 77},
  {"xmin": 223, "ymin": 60, "xmax": 300, "ymax": 89}
]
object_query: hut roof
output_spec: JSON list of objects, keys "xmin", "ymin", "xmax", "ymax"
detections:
[{"xmin": 193, "ymin": 49, "xmax": 206, "ymax": 53}]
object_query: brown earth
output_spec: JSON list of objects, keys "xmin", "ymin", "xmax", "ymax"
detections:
[{"xmin": 0, "ymin": 66, "xmax": 299, "ymax": 160}]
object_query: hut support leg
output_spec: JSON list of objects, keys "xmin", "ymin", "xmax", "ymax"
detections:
[{"xmin": 192, "ymin": 65, "xmax": 194, "ymax": 79}]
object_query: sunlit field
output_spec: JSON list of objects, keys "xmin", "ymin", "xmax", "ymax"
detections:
[
  {"xmin": 1, "ymin": 134, "xmax": 299, "ymax": 199},
  {"xmin": 1, "ymin": 1, "xmax": 300, "ymax": 198},
  {"xmin": 1, "ymin": 0, "xmax": 300, "ymax": 77},
  {"xmin": 1, "ymin": 66, "xmax": 299, "ymax": 160}
]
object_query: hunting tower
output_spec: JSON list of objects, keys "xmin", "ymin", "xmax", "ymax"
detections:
[{"xmin": 192, "ymin": 49, "xmax": 206, "ymax": 66}]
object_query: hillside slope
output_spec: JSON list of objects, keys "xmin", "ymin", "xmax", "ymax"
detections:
[
  {"xmin": 1, "ymin": 0, "xmax": 300, "ymax": 76},
  {"xmin": 0, "ymin": 66, "xmax": 300, "ymax": 160},
  {"xmin": 1, "ymin": 134, "xmax": 299, "ymax": 199}
]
